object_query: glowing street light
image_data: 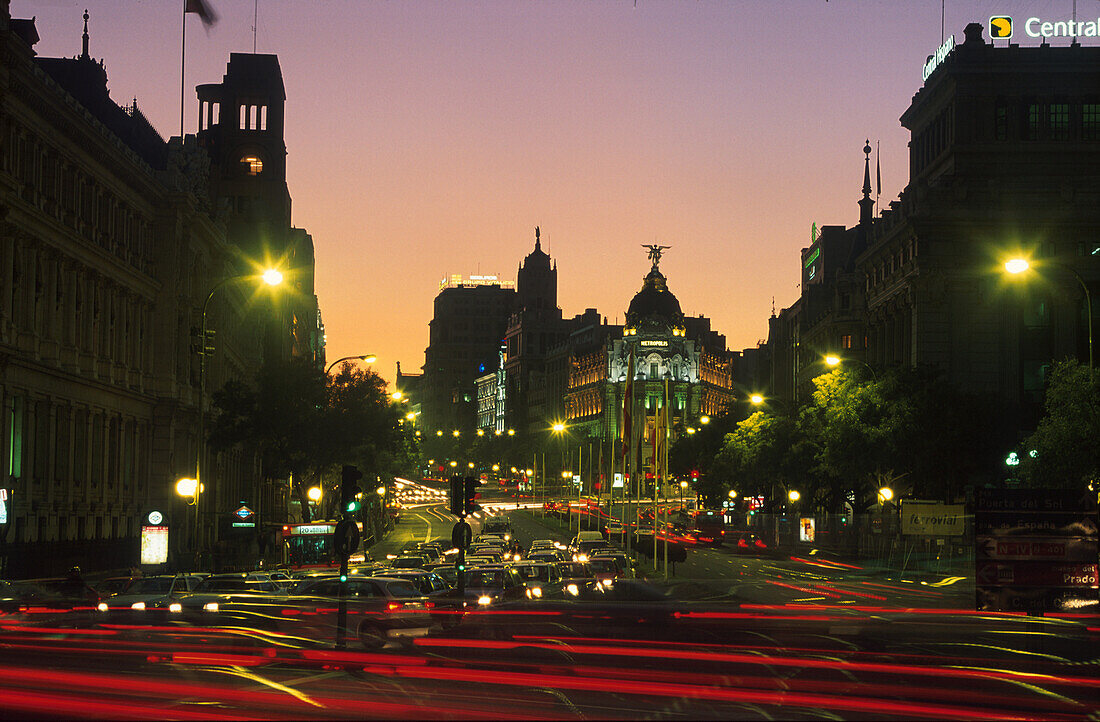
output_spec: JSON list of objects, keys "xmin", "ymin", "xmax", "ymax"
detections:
[
  {"xmin": 750, "ymin": 394, "xmax": 764, "ymax": 405},
  {"xmin": 176, "ymin": 477, "xmax": 199, "ymax": 499},
  {"xmin": 728, "ymin": 489, "xmax": 738, "ymax": 499},
  {"xmin": 878, "ymin": 486, "xmax": 894, "ymax": 503},
  {"xmin": 824, "ymin": 355, "xmax": 841, "ymax": 367},
  {"xmin": 700, "ymin": 416, "xmax": 710, "ymax": 425},
  {"xmin": 788, "ymin": 490, "xmax": 801, "ymax": 503},
  {"xmin": 1005, "ymin": 256, "xmax": 1092, "ymax": 367},
  {"xmin": 261, "ymin": 268, "xmax": 283, "ymax": 286},
  {"xmin": 325, "ymin": 354, "xmax": 377, "ymax": 374},
  {"xmin": 307, "ymin": 486, "xmax": 322, "ymax": 503},
  {"xmin": 452, "ymin": 430, "xmax": 460, "ymax": 437},
  {"xmin": 376, "ymin": 486, "xmax": 386, "ymax": 496},
  {"xmin": 551, "ymin": 422, "xmax": 566, "ymax": 433}
]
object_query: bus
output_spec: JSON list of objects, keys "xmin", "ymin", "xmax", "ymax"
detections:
[
  {"xmin": 280, "ymin": 521, "xmax": 366, "ymax": 569},
  {"xmin": 689, "ymin": 510, "xmax": 726, "ymax": 546}
]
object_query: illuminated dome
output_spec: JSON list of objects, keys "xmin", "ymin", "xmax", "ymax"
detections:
[{"xmin": 625, "ymin": 267, "xmax": 684, "ymax": 327}]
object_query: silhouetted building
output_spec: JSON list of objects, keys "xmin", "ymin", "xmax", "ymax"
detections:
[{"xmin": 421, "ymin": 274, "xmax": 515, "ymax": 443}]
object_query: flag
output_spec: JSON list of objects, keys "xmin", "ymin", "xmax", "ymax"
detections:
[
  {"xmin": 186, "ymin": 0, "xmax": 218, "ymax": 27},
  {"xmin": 621, "ymin": 348, "xmax": 634, "ymax": 458},
  {"xmin": 875, "ymin": 140, "xmax": 881, "ymax": 197}
]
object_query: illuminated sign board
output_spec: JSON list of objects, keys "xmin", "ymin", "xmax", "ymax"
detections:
[
  {"xmin": 234, "ymin": 505, "xmax": 254, "ymax": 520},
  {"xmin": 613, "ymin": 473, "xmax": 624, "ymax": 489},
  {"xmin": 0, "ymin": 489, "xmax": 8, "ymax": 525},
  {"xmin": 573, "ymin": 474, "xmax": 581, "ymax": 487},
  {"xmin": 803, "ymin": 247, "xmax": 820, "ymax": 268},
  {"xmin": 1025, "ymin": 17, "xmax": 1100, "ymax": 38},
  {"xmin": 799, "ymin": 518, "xmax": 816, "ymax": 543},
  {"xmin": 639, "ymin": 340, "xmax": 668, "ymax": 347},
  {"xmin": 140, "ymin": 525, "xmax": 169, "ymax": 564},
  {"xmin": 290, "ymin": 524, "xmax": 336, "ymax": 535},
  {"xmin": 989, "ymin": 16, "xmax": 1012, "ymax": 38},
  {"xmin": 922, "ymin": 34, "xmax": 955, "ymax": 81},
  {"xmin": 147, "ymin": 510, "xmax": 163, "ymax": 525}
]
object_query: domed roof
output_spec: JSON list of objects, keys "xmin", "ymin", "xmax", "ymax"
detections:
[{"xmin": 626, "ymin": 267, "xmax": 684, "ymax": 326}]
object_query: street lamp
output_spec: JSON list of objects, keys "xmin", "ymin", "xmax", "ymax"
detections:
[
  {"xmin": 175, "ymin": 477, "xmax": 199, "ymax": 501},
  {"xmin": 307, "ymin": 486, "xmax": 322, "ymax": 503},
  {"xmin": 823, "ymin": 355, "xmax": 877, "ymax": 379},
  {"xmin": 878, "ymin": 486, "xmax": 894, "ymax": 503},
  {"xmin": 728, "ymin": 489, "xmax": 738, "ymax": 500},
  {"xmin": 749, "ymin": 394, "xmax": 764, "ymax": 405},
  {"xmin": 194, "ymin": 268, "xmax": 283, "ymax": 566},
  {"xmin": 788, "ymin": 489, "xmax": 801, "ymax": 503},
  {"xmin": 700, "ymin": 416, "xmax": 710, "ymax": 425},
  {"xmin": 1005, "ymin": 257, "xmax": 1093, "ymax": 368},
  {"xmin": 326, "ymin": 354, "xmax": 377, "ymax": 374},
  {"xmin": 680, "ymin": 480, "xmax": 688, "ymax": 507}
]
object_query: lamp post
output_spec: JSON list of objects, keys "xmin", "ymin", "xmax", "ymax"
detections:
[
  {"xmin": 193, "ymin": 269, "xmax": 282, "ymax": 568},
  {"xmin": 325, "ymin": 354, "xmax": 377, "ymax": 374},
  {"xmin": 1005, "ymin": 258, "xmax": 1092, "ymax": 368},
  {"xmin": 824, "ymin": 354, "xmax": 878, "ymax": 379}
]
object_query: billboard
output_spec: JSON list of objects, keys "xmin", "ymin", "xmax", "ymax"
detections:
[
  {"xmin": 140, "ymin": 525, "xmax": 168, "ymax": 565},
  {"xmin": 901, "ymin": 500, "xmax": 966, "ymax": 536}
]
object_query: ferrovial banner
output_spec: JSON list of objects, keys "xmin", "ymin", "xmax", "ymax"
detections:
[
  {"xmin": 988, "ymin": 15, "xmax": 1100, "ymax": 40},
  {"xmin": 902, "ymin": 500, "xmax": 966, "ymax": 536}
]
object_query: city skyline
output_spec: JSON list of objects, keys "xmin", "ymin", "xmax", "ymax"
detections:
[{"xmin": 17, "ymin": 0, "xmax": 1082, "ymax": 382}]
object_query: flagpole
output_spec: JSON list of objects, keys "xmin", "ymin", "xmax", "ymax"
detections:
[
  {"xmin": 663, "ymin": 379, "xmax": 670, "ymax": 579},
  {"xmin": 180, "ymin": 0, "xmax": 187, "ymax": 138}
]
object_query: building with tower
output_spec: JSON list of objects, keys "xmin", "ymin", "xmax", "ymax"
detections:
[
  {"xmin": 767, "ymin": 21, "xmax": 1100, "ymax": 428},
  {"xmin": 503, "ymin": 227, "xmax": 566, "ymax": 434},
  {"xmin": 196, "ymin": 53, "xmax": 324, "ymax": 367},
  {"xmin": 0, "ymin": 5, "xmax": 327, "ymax": 576}
]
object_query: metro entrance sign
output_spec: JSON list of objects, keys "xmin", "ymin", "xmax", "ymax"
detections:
[{"xmin": 975, "ymin": 489, "xmax": 1098, "ymax": 613}]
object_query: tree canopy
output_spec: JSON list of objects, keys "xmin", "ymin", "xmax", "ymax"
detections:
[
  {"xmin": 1019, "ymin": 359, "xmax": 1100, "ymax": 489},
  {"xmin": 209, "ymin": 358, "xmax": 414, "ymax": 521}
]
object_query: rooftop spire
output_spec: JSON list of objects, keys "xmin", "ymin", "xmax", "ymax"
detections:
[
  {"xmin": 534, "ymin": 225, "xmax": 540, "ymax": 252},
  {"xmin": 81, "ymin": 9, "xmax": 89, "ymax": 59},
  {"xmin": 859, "ymin": 139, "xmax": 874, "ymax": 226}
]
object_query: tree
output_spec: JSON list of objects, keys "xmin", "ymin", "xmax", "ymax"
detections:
[
  {"xmin": 711, "ymin": 411, "xmax": 808, "ymax": 510},
  {"xmin": 209, "ymin": 358, "xmax": 407, "ymax": 523},
  {"xmin": 1019, "ymin": 360, "xmax": 1100, "ymax": 489}
]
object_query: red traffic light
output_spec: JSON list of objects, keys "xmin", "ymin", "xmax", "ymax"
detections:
[{"xmin": 690, "ymin": 470, "xmax": 699, "ymax": 479}]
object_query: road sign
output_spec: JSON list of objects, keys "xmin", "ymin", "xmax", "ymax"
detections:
[
  {"xmin": 975, "ymin": 489, "xmax": 1098, "ymax": 613},
  {"xmin": 234, "ymin": 505, "xmax": 254, "ymax": 521},
  {"xmin": 452, "ymin": 520, "xmax": 472, "ymax": 550},
  {"xmin": 977, "ymin": 536, "xmax": 1098, "ymax": 562},
  {"xmin": 333, "ymin": 518, "xmax": 360, "ymax": 558},
  {"xmin": 975, "ymin": 512, "xmax": 1097, "ymax": 537},
  {"xmin": 900, "ymin": 501, "xmax": 965, "ymax": 536},
  {"xmin": 977, "ymin": 562, "xmax": 1098, "ymax": 588}
]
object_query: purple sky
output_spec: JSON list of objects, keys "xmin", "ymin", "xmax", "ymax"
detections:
[{"xmin": 17, "ymin": 0, "xmax": 1086, "ymax": 383}]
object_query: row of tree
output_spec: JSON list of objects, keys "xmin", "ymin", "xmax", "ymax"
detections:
[
  {"xmin": 208, "ymin": 359, "xmax": 418, "ymax": 523},
  {"xmin": 671, "ymin": 360, "xmax": 1099, "ymax": 511}
]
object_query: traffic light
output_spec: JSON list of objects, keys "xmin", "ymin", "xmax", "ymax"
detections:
[
  {"xmin": 690, "ymin": 469, "xmax": 699, "ymax": 480},
  {"xmin": 340, "ymin": 465, "xmax": 363, "ymax": 515},
  {"xmin": 449, "ymin": 475, "xmax": 464, "ymax": 517},
  {"xmin": 463, "ymin": 476, "xmax": 481, "ymax": 516}
]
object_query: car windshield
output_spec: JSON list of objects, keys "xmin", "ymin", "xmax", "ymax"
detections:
[
  {"xmin": 462, "ymin": 570, "xmax": 503, "ymax": 589},
  {"xmin": 122, "ymin": 578, "xmax": 175, "ymax": 595},
  {"xmin": 514, "ymin": 565, "xmax": 550, "ymax": 582}
]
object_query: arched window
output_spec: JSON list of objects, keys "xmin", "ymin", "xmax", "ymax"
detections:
[{"xmin": 240, "ymin": 155, "xmax": 263, "ymax": 175}]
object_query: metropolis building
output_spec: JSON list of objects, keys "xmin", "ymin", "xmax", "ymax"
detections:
[{"xmin": 0, "ymin": 6, "xmax": 323, "ymax": 575}]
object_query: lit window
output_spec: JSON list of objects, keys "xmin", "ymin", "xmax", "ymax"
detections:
[
  {"xmin": 240, "ymin": 156, "xmax": 263, "ymax": 175},
  {"xmin": 841, "ymin": 335, "xmax": 853, "ymax": 349}
]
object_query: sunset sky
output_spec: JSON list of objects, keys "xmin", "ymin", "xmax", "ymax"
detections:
[{"xmin": 18, "ymin": 0, "xmax": 1086, "ymax": 384}]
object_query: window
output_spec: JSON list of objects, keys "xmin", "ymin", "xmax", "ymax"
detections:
[
  {"xmin": 1083, "ymin": 104, "xmax": 1100, "ymax": 141},
  {"xmin": 240, "ymin": 156, "xmax": 263, "ymax": 175},
  {"xmin": 1049, "ymin": 104, "xmax": 1069, "ymax": 140},
  {"xmin": 994, "ymin": 100, "xmax": 1008, "ymax": 140},
  {"xmin": 1026, "ymin": 103, "xmax": 1042, "ymax": 140},
  {"xmin": 7, "ymin": 397, "xmax": 23, "ymax": 479},
  {"xmin": 841, "ymin": 335, "xmax": 853, "ymax": 350}
]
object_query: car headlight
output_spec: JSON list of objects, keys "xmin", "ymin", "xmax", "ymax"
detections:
[
  {"xmin": 168, "ymin": 602, "xmax": 183, "ymax": 613},
  {"xmin": 203, "ymin": 602, "xmax": 219, "ymax": 612},
  {"xmin": 504, "ymin": 535, "xmax": 511, "ymax": 541},
  {"xmin": 96, "ymin": 602, "xmax": 108, "ymax": 612},
  {"xmin": 477, "ymin": 595, "xmax": 493, "ymax": 606},
  {"xmin": 576, "ymin": 554, "xmax": 588, "ymax": 562},
  {"xmin": 131, "ymin": 601, "xmax": 146, "ymax": 611},
  {"xmin": 600, "ymin": 578, "xmax": 613, "ymax": 588},
  {"xmin": 531, "ymin": 586, "xmax": 542, "ymax": 598},
  {"xmin": 566, "ymin": 583, "xmax": 579, "ymax": 596}
]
